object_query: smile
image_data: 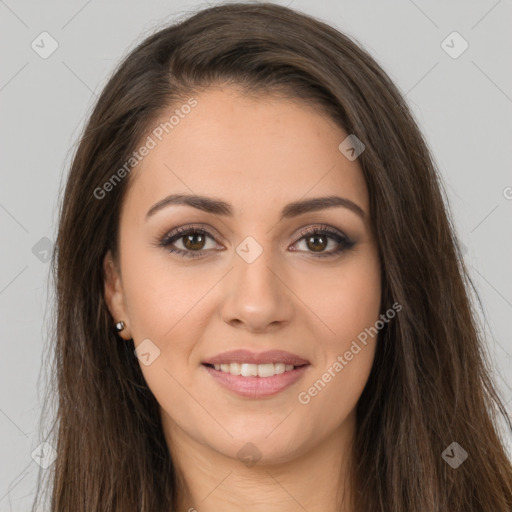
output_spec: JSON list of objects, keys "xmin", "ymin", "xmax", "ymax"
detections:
[{"xmin": 202, "ymin": 363, "xmax": 310, "ymax": 398}]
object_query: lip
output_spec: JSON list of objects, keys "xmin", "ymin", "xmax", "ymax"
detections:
[
  {"xmin": 202, "ymin": 364, "xmax": 310, "ymax": 398},
  {"xmin": 202, "ymin": 349, "xmax": 310, "ymax": 366}
]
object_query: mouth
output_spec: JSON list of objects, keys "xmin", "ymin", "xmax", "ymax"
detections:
[{"xmin": 201, "ymin": 362, "xmax": 311, "ymax": 398}]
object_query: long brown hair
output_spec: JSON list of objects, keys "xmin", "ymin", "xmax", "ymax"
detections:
[{"xmin": 32, "ymin": 2, "xmax": 512, "ymax": 510}]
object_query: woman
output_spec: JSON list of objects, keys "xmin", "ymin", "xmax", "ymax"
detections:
[{"xmin": 33, "ymin": 2, "xmax": 512, "ymax": 511}]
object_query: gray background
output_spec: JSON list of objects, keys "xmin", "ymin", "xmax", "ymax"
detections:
[{"xmin": 1, "ymin": 0, "xmax": 511, "ymax": 509}]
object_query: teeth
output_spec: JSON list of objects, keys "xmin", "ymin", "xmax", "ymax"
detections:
[{"xmin": 212, "ymin": 362, "xmax": 296, "ymax": 377}]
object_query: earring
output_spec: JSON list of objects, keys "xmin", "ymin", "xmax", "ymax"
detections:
[{"xmin": 114, "ymin": 321, "xmax": 126, "ymax": 332}]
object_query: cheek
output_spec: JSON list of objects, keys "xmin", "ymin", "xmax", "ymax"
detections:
[
  {"xmin": 120, "ymin": 243, "xmax": 211, "ymax": 339},
  {"xmin": 293, "ymin": 249, "xmax": 380, "ymax": 417},
  {"xmin": 294, "ymin": 247, "xmax": 381, "ymax": 344},
  {"xmin": 120, "ymin": 250, "xmax": 209, "ymax": 420},
  {"xmin": 120, "ymin": 245, "xmax": 218, "ymax": 397}
]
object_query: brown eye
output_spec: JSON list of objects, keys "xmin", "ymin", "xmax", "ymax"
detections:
[
  {"xmin": 159, "ymin": 226, "xmax": 220, "ymax": 259},
  {"xmin": 291, "ymin": 225, "xmax": 355, "ymax": 258},
  {"xmin": 182, "ymin": 232, "xmax": 207, "ymax": 251},
  {"xmin": 305, "ymin": 233, "xmax": 328, "ymax": 252}
]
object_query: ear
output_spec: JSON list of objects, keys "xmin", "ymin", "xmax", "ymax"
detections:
[{"xmin": 103, "ymin": 250, "xmax": 132, "ymax": 340}]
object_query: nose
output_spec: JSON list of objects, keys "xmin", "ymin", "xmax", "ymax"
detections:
[{"xmin": 219, "ymin": 243, "xmax": 294, "ymax": 333}]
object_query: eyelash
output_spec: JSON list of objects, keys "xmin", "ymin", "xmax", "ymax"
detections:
[{"xmin": 157, "ymin": 224, "xmax": 355, "ymax": 260}]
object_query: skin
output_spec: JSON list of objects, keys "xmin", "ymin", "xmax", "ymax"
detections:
[{"xmin": 103, "ymin": 85, "xmax": 381, "ymax": 512}]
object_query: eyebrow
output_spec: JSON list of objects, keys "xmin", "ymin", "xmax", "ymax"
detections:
[{"xmin": 145, "ymin": 193, "xmax": 366, "ymax": 221}]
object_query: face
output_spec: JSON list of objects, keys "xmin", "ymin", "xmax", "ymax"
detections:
[{"xmin": 104, "ymin": 85, "xmax": 381, "ymax": 467}]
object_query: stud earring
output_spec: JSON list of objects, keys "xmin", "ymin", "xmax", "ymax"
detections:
[{"xmin": 114, "ymin": 321, "xmax": 126, "ymax": 332}]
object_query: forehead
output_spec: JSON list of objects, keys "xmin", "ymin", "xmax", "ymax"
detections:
[{"xmin": 123, "ymin": 86, "xmax": 369, "ymax": 223}]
